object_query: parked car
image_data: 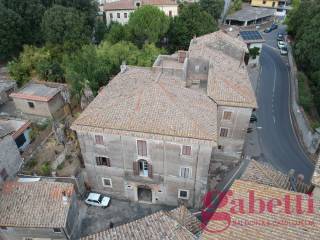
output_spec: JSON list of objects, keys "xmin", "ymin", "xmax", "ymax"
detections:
[
  {"xmin": 250, "ymin": 114, "xmax": 258, "ymax": 123},
  {"xmin": 264, "ymin": 27, "xmax": 272, "ymax": 33},
  {"xmin": 85, "ymin": 192, "xmax": 111, "ymax": 208},
  {"xmin": 277, "ymin": 33, "xmax": 284, "ymax": 41},
  {"xmin": 277, "ymin": 40, "xmax": 286, "ymax": 49},
  {"xmin": 270, "ymin": 23, "xmax": 278, "ymax": 30},
  {"xmin": 280, "ymin": 46, "xmax": 288, "ymax": 55}
]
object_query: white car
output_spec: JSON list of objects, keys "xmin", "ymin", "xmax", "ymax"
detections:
[
  {"xmin": 85, "ymin": 193, "xmax": 110, "ymax": 208},
  {"xmin": 277, "ymin": 41, "xmax": 286, "ymax": 49}
]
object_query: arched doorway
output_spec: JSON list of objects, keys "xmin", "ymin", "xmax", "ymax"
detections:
[{"xmin": 138, "ymin": 185, "xmax": 152, "ymax": 202}]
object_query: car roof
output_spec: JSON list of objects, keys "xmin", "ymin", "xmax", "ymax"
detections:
[{"xmin": 87, "ymin": 193, "xmax": 101, "ymax": 201}]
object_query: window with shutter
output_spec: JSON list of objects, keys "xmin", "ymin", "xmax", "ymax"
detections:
[
  {"xmin": 137, "ymin": 140, "xmax": 147, "ymax": 156},
  {"xmin": 133, "ymin": 161, "xmax": 139, "ymax": 175},
  {"xmin": 182, "ymin": 145, "xmax": 191, "ymax": 156},
  {"xmin": 96, "ymin": 156, "xmax": 110, "ymax": 167},
  {"xmin": 95, "ymin": 135, "xmax": 104, "ymax": 145},
  {"xmin": 223, "ymin": 111, "xmax": 232, "ymax": 120},
  {"xmin": 148, "ymin": 164, "xmax": 153, "ymax": 178},
  {"xmin": 179, "ymin": 167, "xmax": 191, "ymax": 178},
  {"xmin": 219, "ymin": 128, "xmax": 229, "ymax": 137}
]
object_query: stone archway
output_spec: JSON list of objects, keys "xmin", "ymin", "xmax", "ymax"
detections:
[{"xmin": 137, "ymin": 185, "xmax": 152, "ymax": 202}]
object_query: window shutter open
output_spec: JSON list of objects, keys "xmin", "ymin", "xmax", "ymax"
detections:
[
  {"xmin": 106, "ymin": 158, "xmax": 111, "ymax": 167},
  {"xmin": 148, "ymin": 164, "xmax": 153, "ymax": 178},
  {"xmin": 133, "ymin": 161, "xmax": 139, "ymax": 175}
]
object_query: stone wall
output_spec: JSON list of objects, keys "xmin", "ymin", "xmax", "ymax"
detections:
[{"xmin": 288, "ymin": 46, "xmax": 320, "ymax": 159}]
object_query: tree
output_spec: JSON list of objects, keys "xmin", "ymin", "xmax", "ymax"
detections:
[
  {"xmin": 167, "ymin": 3, "xmax": 218, "ymax": 51},
  {"xmin": 200, "ymin": 0, "xmax": 224, "ymax": 20},
  {"xmin": 41, "ymin": 5, "xmax": 91, "ymax": 51},
  {"xmin": 228, "ymin": 0, "xmax": 242, "ymax": 14},
  {"xmin": 127, "ymin": 5, "xmax": 170, "ymax": 47},
  {"xmin": 63, "ymin": 45, "xmax": 110, "ymax": 98},
  {"xmin": 105, "ymin": 22, "xmax": 129, "ymax": 44},
  {"xmin": 1, "ymin": 0, "xmax": 45, "ymax": 45},
  {"xmin": 137, "ymin": 44, "xmax": 166, "ymax": 67},
  {"xmin": 94, "ymin": 19, "xmax": 109, "ymax": 44},
  {"xmin": 0, "ymin": 4, "xmax": 23, "ymax": 59}
]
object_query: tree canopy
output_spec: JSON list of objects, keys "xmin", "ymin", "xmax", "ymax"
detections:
[
  {"xmin": 200, "ymin": 0, "xmax": 224, "ymax": 20},
  {"xmin": 127, "ymin": 5, "xmax": 170, "ymax": 46},
  {"xmin": 167, "ymin": 3, "xmax": 218, "ymax": 51},
  {"xmin": 41, "ymin": 5, "xmax": 91, "ymax": 51}
]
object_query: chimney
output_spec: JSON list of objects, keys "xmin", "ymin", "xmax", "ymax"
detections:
[
  {"xmin": 120, "ymin": 61, "xmax": 127, "ymax": 73},
  {"xmin": 62, "ymin": 190, "xmax": 68, "ymax": 205}
]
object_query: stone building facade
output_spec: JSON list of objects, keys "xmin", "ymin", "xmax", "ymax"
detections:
[{"xmin": 72, "ymin": 31, "xmax": 257, "ymax": 208}]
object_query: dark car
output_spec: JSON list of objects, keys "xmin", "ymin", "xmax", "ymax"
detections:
[
  {"xmin": 264, "ymin": 27, "xmax": 272, "ymax": 33},
  {"xmin": 270, "ymin": 23, "xmax": 278, "ymax": 30},
  {"xmin": 250, "ymin": 114, "xmax": 258, "ymax": 123}
]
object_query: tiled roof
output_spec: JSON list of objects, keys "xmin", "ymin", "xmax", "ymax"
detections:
[
  {"xmin": 10, "ymin": 83, "xmax": 61, "ymax": 102},
  {"xmin": 81, "ymin": 206, "xmax": 200, "ymax": 240},
  {"xmin": 72, "ymin": 66, "xmax": 217, "ymax": 145},
  {"xmin": 201, "ymin": 180, "xmax": 320, "ymax": 240},
  {"xmin": 189, "ymin": 31, "xmax": 257, "ymax": 108},
  {"xmin": 312, "ymin": 155, "xmax": 320, "ymax": 187},
  {"xmin": 0, "ymin": 181, "xmax": 74, "ymax": 228},
  {"xmin": 104, "ymin": 0, "xmax": 177, "ymax": 11},
  {"xmin": 241, "ymin": 160, "xmax": 311, "ymax": 193}
]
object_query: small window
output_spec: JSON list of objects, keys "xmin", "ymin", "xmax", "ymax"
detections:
[
  {"xmin": 169, "ymin": 10, "xmax": 172, "ymax": 17},
  {"xmin": 0, "ymin": 168, "xmax": 8, "ymax": 181},
  {"xmin": 178, "ymin": 189, "xmax": 189, "ymax": 199},
  {"xmin": 53, "ymin": 228, "xmax": 61, "ymax": 233},
  {"xmin": 110, "ymin": 13, "xmax": 113, "ymax": 19},
  {"xmin": 117, "ymin": 12, "xmax": 120, "ymax": 18},
  {"xmin": 95, "ymin": 135, "xmax": 104, "ymax": 145},
  {"xmin": 195, "ymin": 65, "xmax": 200, "ymax": 72},
  {"xmin": 96, "ymin": 156, "xmax": 110, "ymax": 167},
  {"xmin": 220, "ymin": 128, "xmax": 229, "ymax": 137},
  {"xmin": 182, "ymin": 145, "xmax": 191, "ymax": 156},
  {"xmin": 263, "ymin": 0, "xmax": 266, "ymax": 3},
  {"xmin": 137, "ymin": 140, "xmax": 147, "ymax": 156},
  {"xmin": 27, "ymin": 102, "xmax": 35, "ymax": 108},
  {"xmin": 102, "ymin": 178, "xmax": 112, "ymax": 187},
  {"xmin": 223, "ymin": 111, "xmax": 232, "ymax": 120},
  {"xmin": 179, "ymin": 167, "xmax": 191, "ymax": 178},
  {"xmin": 124, "ymin": 12, "xmax": 127, "ymax": 18},
  {"xmin": 136, "ymin": 2, "xmax": 140, "ymax": 7}
]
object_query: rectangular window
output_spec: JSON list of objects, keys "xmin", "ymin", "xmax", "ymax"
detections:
[
  {"xmin": 219, "ymin": 128, "xmax": 229, "ymax": 137},
  {"xmin": 178, "ymin": 189, "xmax": 189, "ymax": 199},
  {"xmin": 110, "ymin": 13, "xmax": 113, "ymax": 19},
  {"xmin": 95, "ymin": 135, "xmax": 104, "ymax": 145},
  {"xmin": 53, "ymin": 228, "xmax": 61, "ymax": 233},
  {"xmin": 169, "ymin": 10, "xmax": 172, "ymax": 17},
  {"xmin": 0, "ymin": 168, "xmax": 8, "ymax": 181},
  {"xmin": 223, "ymin": 111, "xmax": 232, "ymax": 120},
  {"xmin": 96, "ymin": 156, "xmax": 110, "ymax": 167},
  {"xmin": 27, "ymin": 102, "xmax": 35, "ymax": 108},
  {"xmin": 117, "ymin": 12, "xmax": 120, "ymax": 18},
  {"xmin": 124, "ymin": 12, "xmax": 127, "ymax": 18},
  {"xmin": 137, "ymin": 140, "xmax": 147, "ymax": 156},
  {"xmin": 179, "ymin": 167, "xmax": 191, "ymax": 178},
  {"xmin": 102, "ymin": 177, "xmax": 112, "ymax": 187},
  {"xmin": 182, "ymin": 145, "xmax": 191, "ymax": 156}
]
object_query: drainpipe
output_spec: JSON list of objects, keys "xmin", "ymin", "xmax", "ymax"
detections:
[{"xmin": 192, "ymin": 144, "xmax": 200, "ymax": 207}]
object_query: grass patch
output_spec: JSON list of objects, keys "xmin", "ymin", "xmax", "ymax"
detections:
[{"xmin": 40, "ymin": 162, "xmax": 51, "ymax": 176}]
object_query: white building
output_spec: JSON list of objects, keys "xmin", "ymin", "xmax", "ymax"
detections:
[{"xmin": 103, "ymin": 0, "xmax": 179, "ymax": 25}]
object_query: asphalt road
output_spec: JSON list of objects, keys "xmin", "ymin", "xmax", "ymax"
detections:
[{"xmin": 256, "ymin": 28, "xmax": 314, "ymax": 182}]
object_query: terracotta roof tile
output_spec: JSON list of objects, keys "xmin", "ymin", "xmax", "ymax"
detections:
[
  {"xmin": 201, "ymin": 180, "xmax": 320, "ymax": 240},
  {"xmin": 72, "ymin": 67, "xmax": 217, "ymax": 145},
  {"xmin": 0, "ymin": 181, "xmax": 74, "ymax": 228}
]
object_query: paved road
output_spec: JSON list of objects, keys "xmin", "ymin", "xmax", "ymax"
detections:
[{"xmin": 255, "ymin": 27, "xmax": 314, "ymax": 182}]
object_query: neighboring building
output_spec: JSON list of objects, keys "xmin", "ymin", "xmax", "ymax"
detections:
[
  {"xmin": 0, "ymin": 80, "xmax": 16, "ymax": 105},
  {"xmin": 0, "ymin": 124, "xmax": 23, "ymax": 185},
  {"xmin": 225, "ymin": 6, "xmax": 275, "ymax": 26},
  {"xmin": 10, "ymin": 83, "xmax": 68, "ymax": 119},
  {"xmin": 0, "ymin": 118, "xmax": 32, "ymax": 151},
  {"xmin": 251, "ymin": 0, "xmax": 280, "ymax": 8},
  {"xmin": 239, "ymin": 30, "xmax": 265, "ymax": 63},
  {"xmin": 81, "ymin": 206, "xmax": 201, "ymax": 240},
  {"xmin": 0, "ymin": 181, "xmax": 79, "ymax": 240},
  {"xmin": 72, "ymin": 31, "xmax": 257, "ymax": 208},
  {"xmin": 103, "ymin": 0, "xmax": 178, "ymax": 25},
  {"xmin": 200, "ymin": 179, "xmax": 320, "ymax": 240}
]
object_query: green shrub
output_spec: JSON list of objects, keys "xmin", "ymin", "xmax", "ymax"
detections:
[
  {"xmin": 57, "ymin": 162, "xmax": 65, "ymax": 170},
  {"xmin": 297, "ymin": 71, "xmax": 313, "ymax": 114},
  {"xmin": 40, "ymin": 162, "xmax": 51, "ymax": 176},
  {"xmin": 25, "ymin": 158, "xmax": 37, "ymax": 169}
]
